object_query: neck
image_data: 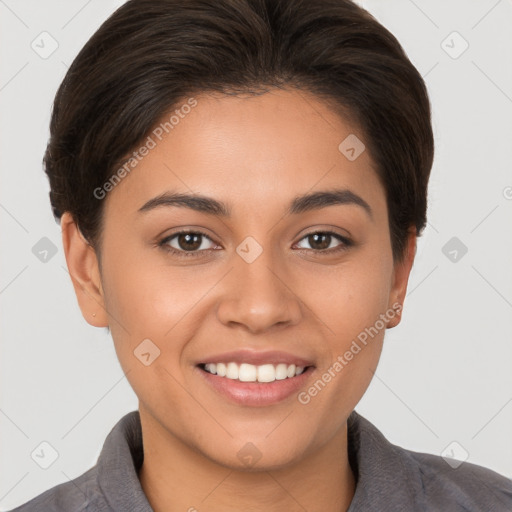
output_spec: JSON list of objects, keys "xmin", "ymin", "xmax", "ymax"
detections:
[{"xmin": 138, "ymin": 410, "xmax": 356, "ymax": 512}]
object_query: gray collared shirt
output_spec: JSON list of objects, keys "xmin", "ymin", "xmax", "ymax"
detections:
[{"xmin": 9, "ymin": 410, "xmax": 512, "ymax": 511}]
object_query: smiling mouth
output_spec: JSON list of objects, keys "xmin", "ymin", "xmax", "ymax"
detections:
[{"xmin": 198, "ymin": 362, "xmax": 312, "ymax": 383}]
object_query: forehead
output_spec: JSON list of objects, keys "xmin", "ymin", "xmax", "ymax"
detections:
[{"xmin": 104, "ymin": 88, "xmax": 386, "ymax": 221}]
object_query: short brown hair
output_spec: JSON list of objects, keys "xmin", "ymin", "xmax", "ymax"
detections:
[{"xmin": 45, "ymin": 0, "xmax": 434, "ymax": 263}]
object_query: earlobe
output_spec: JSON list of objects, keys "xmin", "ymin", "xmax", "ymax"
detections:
[
  {"xmin": 61, "ymin": 212, "xmax": 109, "ymax": 328},
  {"xmin": 386, "ymin": 227, "xmax": 417, "ymax": 329}
]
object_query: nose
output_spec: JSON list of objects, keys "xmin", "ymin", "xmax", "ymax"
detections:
[{"xmin": 216, "ymin": 248, "xmax": 303, "ymax": 334}]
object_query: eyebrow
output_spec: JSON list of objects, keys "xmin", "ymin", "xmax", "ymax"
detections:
[{"xmin": 138, "ymin": 188, "xmax": 373, "ymax": 220}]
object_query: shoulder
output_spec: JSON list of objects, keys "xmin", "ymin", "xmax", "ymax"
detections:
[
  {"xmin": 7, "ymin": 410, "xmax": 146, "ymax": 512},
  {"xmin": 7, "ymin": 466, "xmax": 107, "ymax": 512},
  {"xmin": 397, "ymin": 444, "xmax": 512, "ymax": 511},
  {"xmin": 347, "ymin": 410, "xmax": 512, "ymax": 511}
]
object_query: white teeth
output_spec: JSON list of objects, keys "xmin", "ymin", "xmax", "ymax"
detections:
[
  {"xmin": 204, "ymin": 363, "xmax": 217, "ymax": 374},
  {"xmin": 275, "ymin": 363, "xmax": 288, "ymax": 380},
  {"xmin": 202, "ymin": 362, "xmax": 308, "ymax": 382},
  {"xmin": 239, "ymin": 363, "xmax": 257, "ymax": 382},
  {"xmin": 226, "ymin": 362, "xmax": 238, "ymax": 379},
  {"xmin": 216, "ymin": 363, "xmax": 226, "ymax": 377},
  {"xmin": 257, "ymin": 364, "xmax": 275, "ymax": 383}
]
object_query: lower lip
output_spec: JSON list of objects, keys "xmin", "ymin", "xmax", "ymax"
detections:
[{"xmin": 196, "ymin": 366, "xmax": 314, "ymax": 407}]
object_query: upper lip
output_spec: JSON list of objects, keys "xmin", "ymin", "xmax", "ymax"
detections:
[{"xmin": 197, "ymin": 349, "xmax": 315, "ymax": 367}]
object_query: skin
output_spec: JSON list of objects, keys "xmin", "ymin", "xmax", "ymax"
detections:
[{"xmin": 61, "ymin": 88, "xmax": 416, "ymax": 512}]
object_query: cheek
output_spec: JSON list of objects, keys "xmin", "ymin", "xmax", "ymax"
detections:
[
  {"xmin": 298, "ymin": 242, "xmax": 393, "ymax": 400},
  {"xmin": 101, "ymin": 244, "xmax": 197, "ymax": 336},
  {"xmin": 100, "ymin": 248, "xmax": 224, "ymax": 379},
  {"xmin": 98, "ymin": 246, "xmax": 180, "ymax": 365},
  {"xmin": 99, "ymin": 255, "xmax": 197, "ymax": 418},
  {"xmin": 301, "ymin": 248, "xmax": 393, "ymax": 344}
]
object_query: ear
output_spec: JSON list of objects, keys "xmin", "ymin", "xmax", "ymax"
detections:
[
  {"xmin": 61, "ymin": 212, "xmax": 109, "ymax": 327},
  {"xmin": 386, "ymin": 226, "xmax": 417, "ymax": 329}
]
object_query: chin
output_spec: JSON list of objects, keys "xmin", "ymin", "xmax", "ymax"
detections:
[{"xmin": 195, "ymin": 431, "xmax": 312, "ymax": 472}]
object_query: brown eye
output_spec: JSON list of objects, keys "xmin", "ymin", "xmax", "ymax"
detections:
[
  {"xmin": 159, "ymin": 230, "xmax": 217, "ymax": 257},
  {"xmin": 295, "ymin": 231, "xmax": 352, "ymax": 253},
  {"xmin": 175, "ymin": 232, "xmax": 203, "ymax": 251}
]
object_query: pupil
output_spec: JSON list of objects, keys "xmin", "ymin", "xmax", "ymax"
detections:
[
  {"xmin": 180, "ymin": 233, "xmax": 201, "ymax": 251},
  {"xmin": 310, "ymin": 233, "xmax": 330, "ymax": 250}
]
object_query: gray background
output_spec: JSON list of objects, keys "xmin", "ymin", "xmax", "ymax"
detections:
[{"xmin": 1, "ymin": 0, "xmax": 511, "ymax": 508}]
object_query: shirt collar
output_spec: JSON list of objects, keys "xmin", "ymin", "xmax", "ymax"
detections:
[{"xmin": 96, "ymin": 410, "xmax": 153, "ymax": 511}]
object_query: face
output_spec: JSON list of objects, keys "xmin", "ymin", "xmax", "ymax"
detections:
[{"xmin": 63, "ymin": 88, "xmax": 414, "ymax": 471}]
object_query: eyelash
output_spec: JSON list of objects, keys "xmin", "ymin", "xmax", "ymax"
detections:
[{"xmin": 158, "ymin": 229, "xmax": 353, "ymax": 258}]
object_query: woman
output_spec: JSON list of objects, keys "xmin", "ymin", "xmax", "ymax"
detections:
[{"xmin": 10, "ymin": 0, "xmax": 512, "ymax": 510}]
